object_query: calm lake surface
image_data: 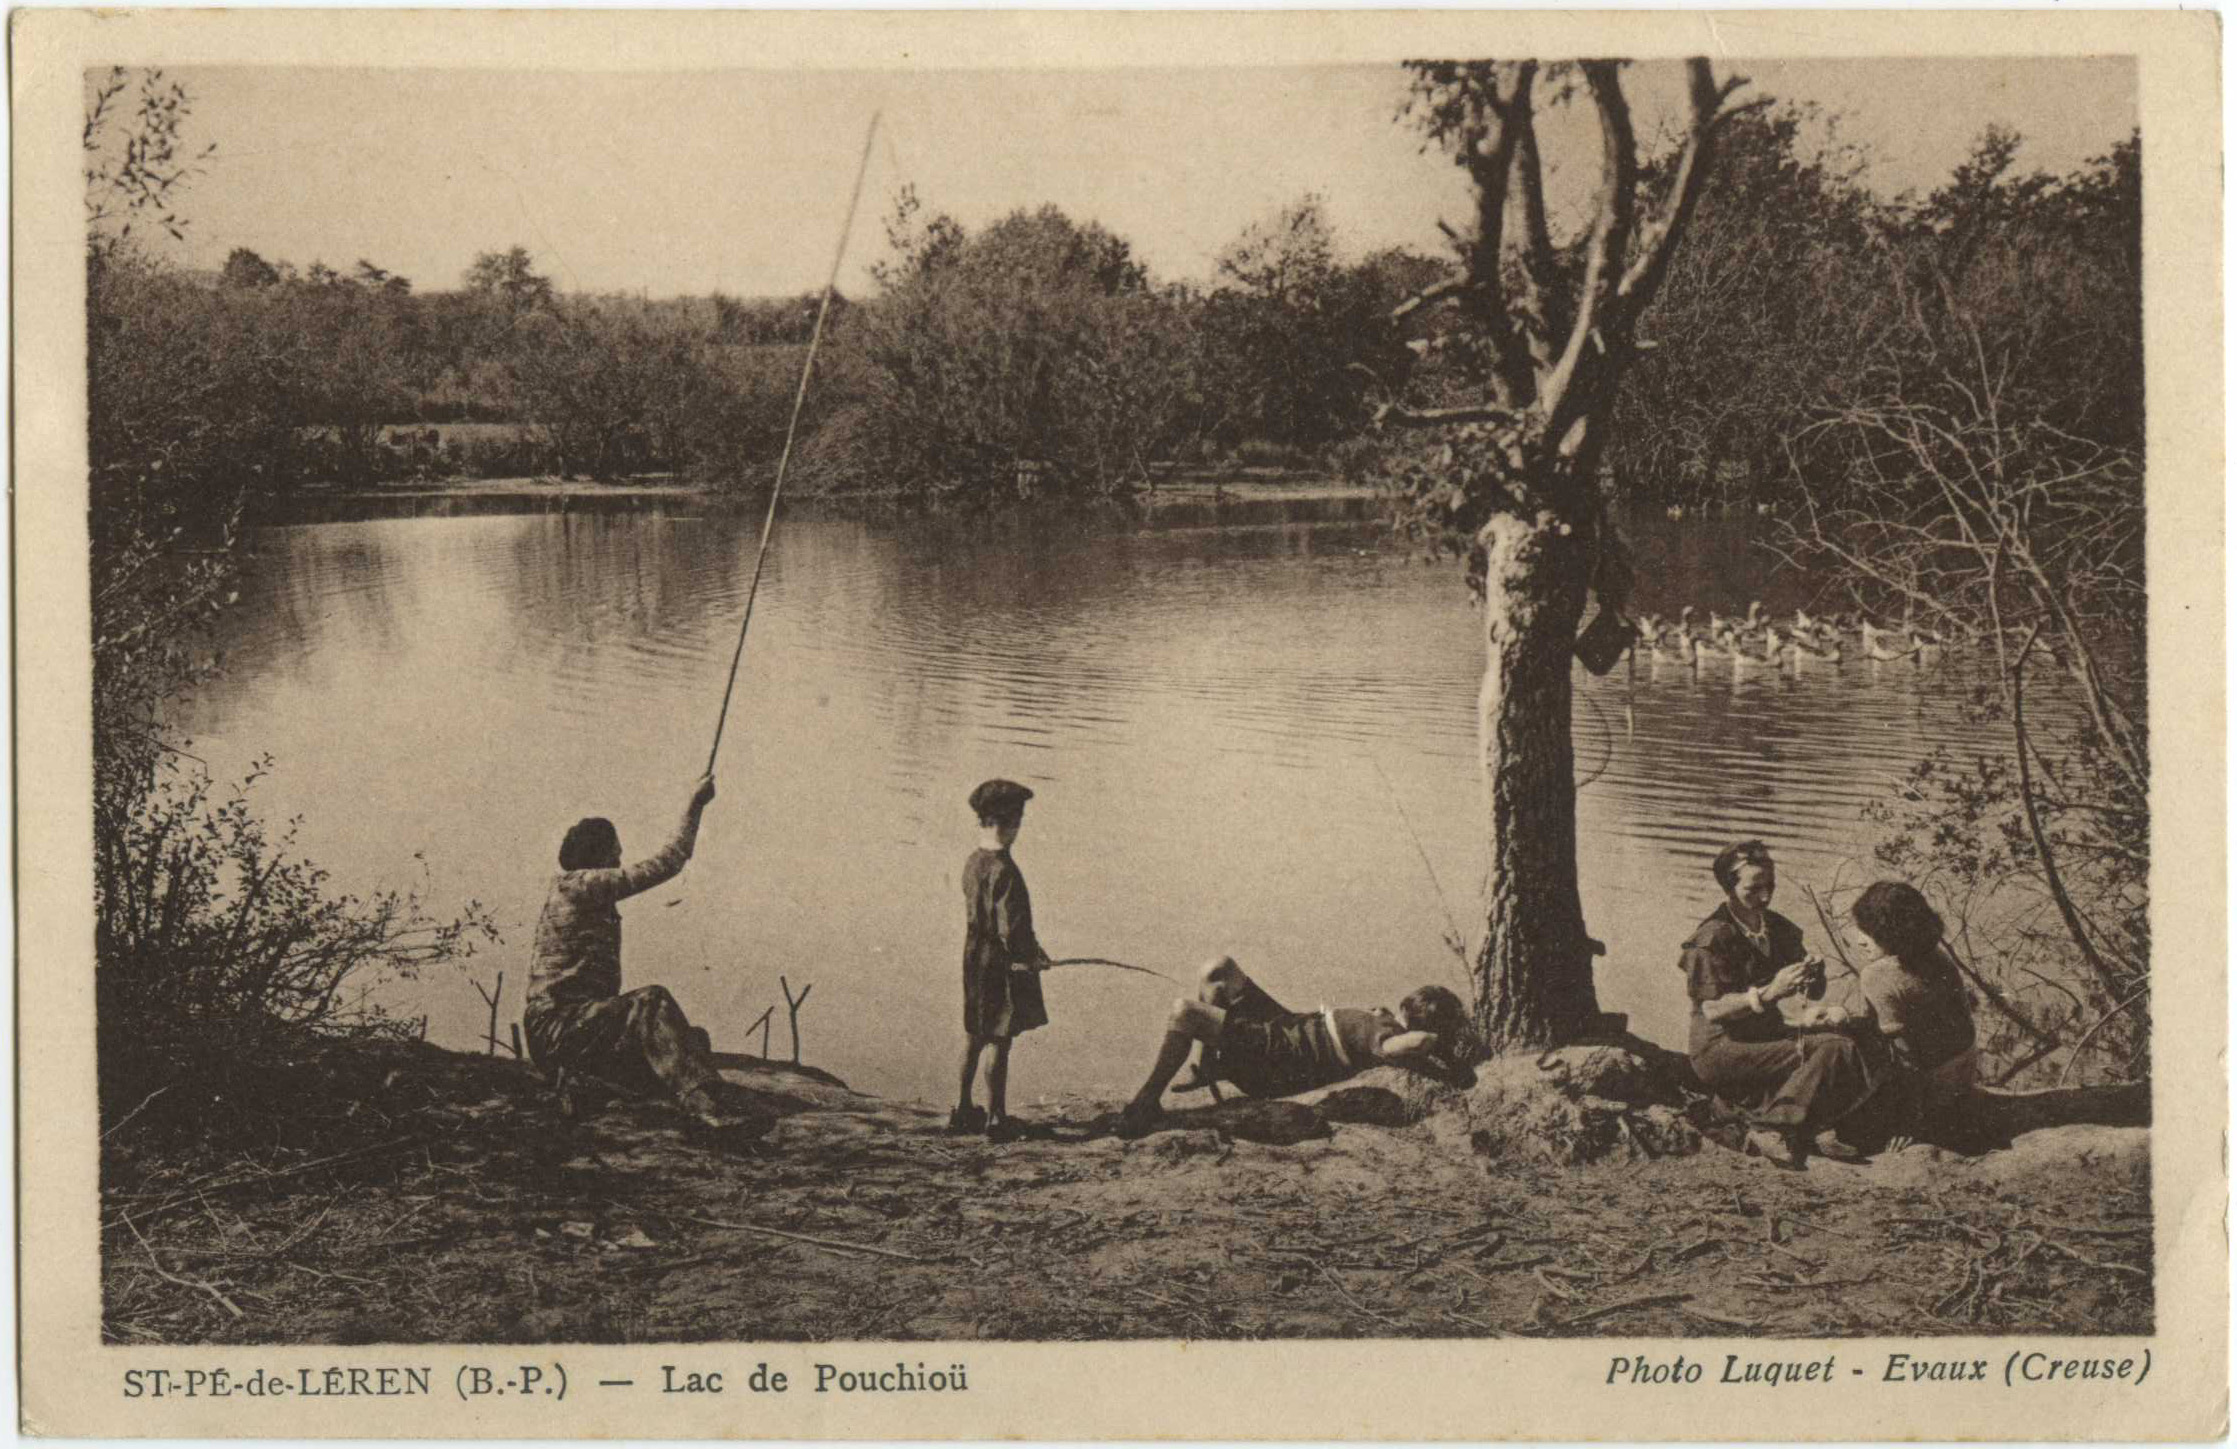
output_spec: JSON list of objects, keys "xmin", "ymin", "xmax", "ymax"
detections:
[{"xmin": 183, "ymin": 493, "xmax": 2011, "ymax": 1104}]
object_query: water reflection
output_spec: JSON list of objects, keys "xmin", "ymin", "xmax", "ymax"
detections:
[{"xmin": 185, "ymin": 501, "xmax": 2036, "ymax": 1103}]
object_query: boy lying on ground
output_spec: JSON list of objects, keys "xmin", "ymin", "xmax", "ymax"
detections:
[{"xmin": 1113, "ymin": 956, "xmax": 1474, "ymax": 1138}]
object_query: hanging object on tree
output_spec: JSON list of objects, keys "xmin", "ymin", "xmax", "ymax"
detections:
[{"xmin": 1573, "ymin": 604, "xmax": 1637, "ymax": 675}]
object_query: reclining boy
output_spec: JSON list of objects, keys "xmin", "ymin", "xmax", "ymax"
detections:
[{"xmin": 1113, "ymin": 956, "xmax": 1474, "ymax": 1137}]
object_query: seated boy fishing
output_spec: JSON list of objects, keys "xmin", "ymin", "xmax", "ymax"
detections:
[{"xmin": 1114, "ymin": 957, "xmax": 1473, "ymax": 1138}]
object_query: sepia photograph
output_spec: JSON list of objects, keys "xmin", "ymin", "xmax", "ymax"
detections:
[{"xmin": 15, "ymin": 8, "xmax": 2224, "ymax": 1441}]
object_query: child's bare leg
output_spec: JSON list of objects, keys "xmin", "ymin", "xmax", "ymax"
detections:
[
  {"xmin": 956, "ymin": 1037, "xmax": 987, "ymax": 1111},
  {"xmin": 1125, "ymin": 998, "xmax": 1225, "ymax": 1115},
  {"xmin": 1173, "ymin": 956, "xmax": 1249, "ymax": 1094},
  {"xmin": 985, "ymin": 1038, "xmax": 1013, "ymax": 1122}
]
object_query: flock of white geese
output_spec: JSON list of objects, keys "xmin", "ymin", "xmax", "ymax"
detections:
[{"xmin": 1630, "ymin": 602, "xmax": 1958, "ymax": 669}]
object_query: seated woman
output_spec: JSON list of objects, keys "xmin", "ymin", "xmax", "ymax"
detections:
[
  {"xmin": 1681, "ymin": 840, "xmax": 1888, "ymax": 1167},
  {"xmin": 524, "ymin": 774, "xmax": 760, "ymax": 1146},
  {"xmin": 1794, "ymin": 881, "xmax": 1978, "ymax": 1139},
  {"xmin": 1113, "ymin": 957, "xmax": 1472, "ymax": 1138}
]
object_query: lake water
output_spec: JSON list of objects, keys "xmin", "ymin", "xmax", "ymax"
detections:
[{"xmin": 181, "ymin": 493, "xmax": 2013, "ymax": 1105}]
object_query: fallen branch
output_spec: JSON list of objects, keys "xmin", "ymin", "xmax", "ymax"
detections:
[
  {"xmin": 648, "ymin": 1208, "xmax": 940, "ymax": 1264},
  {"xmin": 2036, "ymin": 1238, "xmax": 2149, "ymax": 1279},
  {"xmin": 101, "ymin": 1084, "xmax": 172, "ymax": 1141},
  {"xmin": 1561, "ymin": 1291, "xmax": 1691, "ymax": 1327},
  {"xmin": 1679, "ymin": 1305, "xmax": 1762, "ymax": 1332}
]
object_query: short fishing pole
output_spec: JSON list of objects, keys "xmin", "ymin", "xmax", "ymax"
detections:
[
  {"xmin": 705, "ymin": 111, "xmax": 882, "ymax": 775},
  {"xmin": 1045, "ymin": 957, "xmax": 1181, "ymax": 984}
]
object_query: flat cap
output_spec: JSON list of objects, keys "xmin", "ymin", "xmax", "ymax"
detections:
[{"xmin": 969, "ymin": 778, "xmax": 1035, "ymax": 819}]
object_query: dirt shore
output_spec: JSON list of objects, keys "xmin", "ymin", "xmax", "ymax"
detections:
[{"xmin": 102, "ymin": 1038, "xmax": 2151, "ymax": 1345}]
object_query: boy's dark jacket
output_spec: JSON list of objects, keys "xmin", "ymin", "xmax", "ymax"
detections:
[{"xmin": 962, "ymin": 846, "xmax": 1049, "ymax": 1037}]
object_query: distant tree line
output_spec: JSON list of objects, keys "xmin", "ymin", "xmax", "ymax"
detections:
[{"xmin": 90, "ymin": 106, "xmax": 2137, "ymax": 515}]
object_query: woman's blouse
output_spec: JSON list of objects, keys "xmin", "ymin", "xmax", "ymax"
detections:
[
  {"xmin": 527, "ymin": 806, "xmax": 700, "ymax": 1011},
  {"xmin": 1680, "ymin": 903, "xmax": 1808, "ymax": 1056}
]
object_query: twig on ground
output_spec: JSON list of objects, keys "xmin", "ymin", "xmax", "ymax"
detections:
[
  {"xmin": 2036, "ymin": 1237, "xmax": 2149, "ymax": 1279},
  {"xmin": 1317, "ymin": 1262, "xmax": 1403, "ymax": 1327},
  {"xmin": 1562, "ymin": 1292, "xmax": 1691, "ymax": 1327},
  {"xmin": 1679, "ymin": 1305, "xmax": 1763, "ymax": 1332},
  {"xmin": 1761, "ymin": 1236, "xmax": 1823, "ymax": 1272},
  {"xmin": 102, "ymin": 1085, "xmax": 172, "ymax": 1141},
  {"xmin": 103, "ymin": 1136, "xmax": 425, "ymax": 1228},
  {"xmin": 270, "ymin": 1198, "xmax": 337, "ymax": 1255},
  {"xmin": 122, "ymin": 1213, "xmax": 244, "ymax": 1320},
  {"xmin": 1751, "ymin": 1273, "xmax": 1879, "ymax": 1293},
  {"xmin": 1934, "ymin": 1254, "xmax": 1986, "ymax": 1318},
  {"xmin": 1533, "ymin": 1267, "xmax": 1580, "ymax": 1301},
  {"xmin": 647, "ymin": 1208, "xmax": 941, "ymax": 1264}
]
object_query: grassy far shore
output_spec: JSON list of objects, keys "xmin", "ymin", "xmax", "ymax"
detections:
[{"xmin": 103, "ymin": 1033, "xmax": 2150, "ymax": 1345}]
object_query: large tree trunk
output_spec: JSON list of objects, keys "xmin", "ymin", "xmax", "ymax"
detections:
[
  {"xmin": 1472, "ymin": 508, "xmax": 1602, "ymax": 1049},
  {"xmin": 1392, "ymin": 57, "xmax": 1753, "ymax": 1053}
]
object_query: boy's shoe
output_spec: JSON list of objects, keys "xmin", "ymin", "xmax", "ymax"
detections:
[
  {"xmin": 1113, "ymin": 1102, "xmax": 1162, "ymax": 1140},
  {"xmin": 1744, "ymin": 1126, "xmax": 1804, "ymax": 1169},
  {"xmin": 945, "ymin": 1105, "xmax": 987, "ymax": 1136},
  {"xmin": 984, "ymin": 1116, "xmax": 1027, "ymax": 1144},
  {"xmin": 1811, "ymin": 1129, "xmax": 1870, "ymax": 1164}
]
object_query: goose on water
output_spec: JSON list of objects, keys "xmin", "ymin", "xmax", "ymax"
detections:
[
  {"xmin": 1860, "ymin": 621, "xmax": 1922, "ymax": 662},
  {"xmin": 1647, "ymin": 626, "xmax": 1692, "ymax": 665},
  {"xmin": 1787, "ymin": 628, "xmax": 1843, "ymax": 663}
]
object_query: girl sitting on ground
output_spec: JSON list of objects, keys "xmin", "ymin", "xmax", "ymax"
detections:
[
  {"xmin": 1113, "ymin": 957, "xmax": 1473, "ymax": 1138},
  {"xmin": 1795, "ymin": 881, "xmax": 1979, "ymax": 1111}
]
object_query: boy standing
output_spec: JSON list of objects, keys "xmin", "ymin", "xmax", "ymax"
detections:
[{"xmin": 954, "ymin": 778, "xmax": 1052, "ymax": 1141}]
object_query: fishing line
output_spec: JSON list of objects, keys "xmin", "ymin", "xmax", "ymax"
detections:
[
  {"xmin": 1574, "ymin": 681, "xmax": 1616, "ymax": 790},
  {"xmin": 1367, "ymin": 756, "xmax": 1474, "ymax": 988},
  {"xmin": 705, "ymin": 111, "xmax": 882, "ymax": 775}
]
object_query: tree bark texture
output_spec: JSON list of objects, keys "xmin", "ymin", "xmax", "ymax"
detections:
[{"xmin": 1472, "ymin": 508, "xmax": 1601, "ymax": 1049}]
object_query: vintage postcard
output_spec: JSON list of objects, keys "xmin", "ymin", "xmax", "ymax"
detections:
[{"xmin": 14, "ymin": 7, "xmax": 2225, "ymax": 1440}]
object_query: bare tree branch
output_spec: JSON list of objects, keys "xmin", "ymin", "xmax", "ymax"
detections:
[
  {"xmin": 1507, "ymin": 72, "xmax": 1562, "ymax": 374},
  {"xmin": 1390, "ymin": 276, "xmax": 1468, "ymax": 323},
  {"xmin": 1453, "ymin": 61, "xmax": 1539, "ymax": 408},
  {"xmin": 1619, "ymin": 65, "xmax": 1759, "ymax": 314},
  {"xmin": 1541, "ymin": 61, "xmax": 1637, "ymax": 445}
]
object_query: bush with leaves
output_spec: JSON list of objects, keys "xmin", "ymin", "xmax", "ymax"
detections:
[
  {"xmin": 96, "ymin": 755, "xmax": 499, "ymax": 1107},
  {"xmin": 1779, "ymin": 134, "xmax": 2146, "ymax": 1085},
  {"xmin": 89, "ymin": 70, "xmax": 500, "ymax": 1134},
  {"xmin": 830, "ymin": 198, "xmax": 1201, "ymax": 499}
]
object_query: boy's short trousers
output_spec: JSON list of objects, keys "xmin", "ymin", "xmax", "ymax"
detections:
[{"xmin": 1217, "ymin": 1009, "xmax": 1350, "ymax": 1099}]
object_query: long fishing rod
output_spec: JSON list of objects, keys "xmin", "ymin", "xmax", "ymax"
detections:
[{"xmin": 705, "ymin": 111, "xmax": 882, "ymax": 776}]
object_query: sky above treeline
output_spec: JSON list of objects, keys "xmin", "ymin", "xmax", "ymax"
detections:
[{"xmin": 145, "ymin": 57, "xmax": 2135, "ymax": 300}]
